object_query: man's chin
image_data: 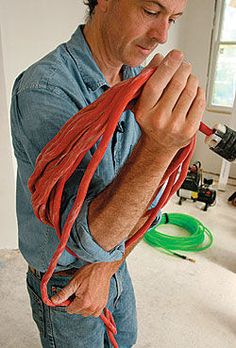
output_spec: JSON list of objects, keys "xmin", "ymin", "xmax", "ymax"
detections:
[
  {"xmin": 124, "ymin": 55, "xmax": 148, "ymax": 68},
  {"xmin": 128, "ymin": 60, "xmax": 146, "ymax": 68}
]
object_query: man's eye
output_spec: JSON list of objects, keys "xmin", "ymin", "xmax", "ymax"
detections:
[
  {"xmin": 143, "ymin": 9, "xmax": 159, "ymax": 17},
  {"xmin": 169, "ymin": 18, "xmax": 176, "ymax": 24}
]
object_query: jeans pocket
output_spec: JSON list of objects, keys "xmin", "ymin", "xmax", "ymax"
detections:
[
  {"xmin": 113, "ymin": 271, "xmax": 123, "ymax": 308},
  {"xmin": 26, "ymin": 280, "xmax": 46, "ymax": 338}
]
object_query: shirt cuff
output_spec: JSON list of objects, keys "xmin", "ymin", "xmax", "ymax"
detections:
[{"xmin": 67, "ymin": 196, "xmax": 125, "ymax": 263}]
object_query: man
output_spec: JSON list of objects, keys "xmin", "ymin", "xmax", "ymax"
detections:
[{"xmin": 10, "ymin": 0, "xmax": 205, "ymax": 347}]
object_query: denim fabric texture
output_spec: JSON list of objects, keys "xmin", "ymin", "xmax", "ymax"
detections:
[
  {"xmin": 10, "ymin": 24, "xmax": 161, "ymax": 272},
  {"xmin": 27, "ymin": 263, "xmax": 137, "ymax": 348}
]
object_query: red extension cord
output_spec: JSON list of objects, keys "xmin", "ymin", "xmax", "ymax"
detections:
[{"xmin": 28, "ymin": 66, "xmax": 213, "ymax": 348}]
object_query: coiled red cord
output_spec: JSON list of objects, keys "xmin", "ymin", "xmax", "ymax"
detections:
[{"xmin": 28, "ymin": 66, "xmax": 213, "ymax": 348}]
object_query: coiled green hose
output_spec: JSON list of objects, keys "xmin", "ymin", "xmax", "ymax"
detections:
[{"xmin": 144, "ymin": 213, "xmax": 213, "ymax": 261}]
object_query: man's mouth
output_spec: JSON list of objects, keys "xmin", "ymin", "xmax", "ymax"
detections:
[{"xmin": 137, "ymin": 45, "xmax": 156, "ymax": 55}]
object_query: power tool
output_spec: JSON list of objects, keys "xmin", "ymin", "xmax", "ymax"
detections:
[{"xmin": 177, "ymin": 161, "xmax": 216, "ymax": 211}]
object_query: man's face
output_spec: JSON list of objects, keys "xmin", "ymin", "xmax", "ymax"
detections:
[{"xmin": 100, "ymin": 0, "xmax": 187, "ymax": 67}]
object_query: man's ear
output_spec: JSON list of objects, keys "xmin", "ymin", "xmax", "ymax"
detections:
[{"xmin": 97, "ymin": 0, "xmax": 110, "ymax": 13}]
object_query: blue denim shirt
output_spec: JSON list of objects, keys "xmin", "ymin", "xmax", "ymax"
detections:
[{"xmin": 10, "ymin": 25, "xmax": 161, "ymax": 272}]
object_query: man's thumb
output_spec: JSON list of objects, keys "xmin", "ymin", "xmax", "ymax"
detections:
[{"xmin": 51, "ymin": 284, "xmax": 75, "ymax": 305}]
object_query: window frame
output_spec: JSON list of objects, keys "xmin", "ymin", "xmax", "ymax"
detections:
[{"xmin": 207, "ymin": 0, "xmax": 236, "ymax": 114}]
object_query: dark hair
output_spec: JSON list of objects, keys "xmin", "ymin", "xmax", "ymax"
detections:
[{"xmin": 84, "ymin": 0, "xmax": 98, "ymax": 16}]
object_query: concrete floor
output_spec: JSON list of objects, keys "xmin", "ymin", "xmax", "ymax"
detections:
[{"xmin": 0, "ymin": 185, "xmax": 236, "ymax": 348}]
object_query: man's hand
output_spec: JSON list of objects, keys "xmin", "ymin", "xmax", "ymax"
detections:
[
  {"xmin": 51, "ymin": 262, "xmax": 116, "ymax": 317},
  {"xmin": 134, "ymin": 50, "xmax": 206, "ymax": 155},
  {"xmin": 50, "ymin": 216, "xmax": 147, "ymax": 317}
]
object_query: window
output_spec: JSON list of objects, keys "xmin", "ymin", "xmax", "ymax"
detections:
[{"xmin": 207, "ymin": 0, "xmax": 236, "ymax": 113}]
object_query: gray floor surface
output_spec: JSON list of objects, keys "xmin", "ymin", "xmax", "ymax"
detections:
[{"xmin": 0, "ymin": 185, "xmax": 236, "ymax": 347}]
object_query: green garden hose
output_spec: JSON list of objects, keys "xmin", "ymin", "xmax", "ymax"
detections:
[{"xmin": 144, "ymin": 213, "xmax": 213, "ymax": 261}]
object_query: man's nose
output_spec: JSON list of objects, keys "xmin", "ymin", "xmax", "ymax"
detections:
[{"xmin": 148, "ymin": 18, "xmax": 169, "ymax": 44}]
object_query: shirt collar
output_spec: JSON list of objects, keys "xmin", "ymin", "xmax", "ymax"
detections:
[
  {"xmin": 66, "ymin": 25, "xmax": 107, "ymax": 91},
  {"xmin": 66, "ymin": 25, "xmax": 139, "ymax": 92}
]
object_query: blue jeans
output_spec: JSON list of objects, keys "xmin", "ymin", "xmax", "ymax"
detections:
[{"xmin": 26, "ymin": 262, "xmax": 137, "ymax": 348}]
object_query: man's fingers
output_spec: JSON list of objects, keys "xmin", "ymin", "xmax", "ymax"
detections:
[
  {"xmin": 66, "ymin": 296, "xmax": 104, "ymax": 317},
  {"xmin": 185, "ymin": 87, "xmax": 206, "ymax": 132},
  {"xmin": 93, "ymin": 308, "xmax": 104, "ymax": 318},
  {"xmin": 173, "ymin": 74, "xmax": 199, "ymax": 117},
  {"xmin": 147, "ymin": 53, "xmax": 164, "ymax": 68},
  {"xmin": 51, "ymin": 282, "xmax": 76, "ymax": 305},
  {"xmin": 138, "ymin": 50, "xmax": 184, "ymax": 109},
  {"xmin": 66, "ymin": 295, "xmax": 90, "ymax": 315},
  {"xmin": 158, "ymin": 61, "xmax": 192, "ymax": 111}
]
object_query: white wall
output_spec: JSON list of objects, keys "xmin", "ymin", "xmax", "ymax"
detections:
[
  {"xmin": 0, "ymin": 0, "xmax": 87, "ymax": 107},
  {"xmin": 0, "ymin": 0, "xmax": 87, "ymax": 248},
  {"xmin": 0, "ymin": 26, "xmax": 17, "ymax": 248}
]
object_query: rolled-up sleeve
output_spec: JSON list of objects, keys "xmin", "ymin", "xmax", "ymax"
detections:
[
  {"xmin": 60, "ymin": 167, "xmax": 125, "ymax": 263},
  {"xmin": 70, "ymin": 197, "xmax": 125, "ymax": 263}
]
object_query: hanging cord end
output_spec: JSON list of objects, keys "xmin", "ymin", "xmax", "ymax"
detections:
[
  {"xmin": 204, "ymin": 124, "xmax": 236, "ymax": 162},
  {"xmin": 172, "ymin": 252, "xmax": 196, "ymax": 263}
]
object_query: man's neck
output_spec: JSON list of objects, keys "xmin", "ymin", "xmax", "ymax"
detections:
[{"xmin": 83, "ymin": 21, "xmax": 123, "ymax": 87}]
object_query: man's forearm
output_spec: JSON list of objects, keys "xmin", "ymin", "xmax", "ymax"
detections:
[
  {"xmin": 94, "ymin": 215, "xmax": 150, "ymax": 277},
  {"xmin": 88, "ymin": 135, "xmax": 176, "ymax": 251}
]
